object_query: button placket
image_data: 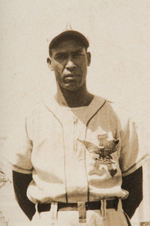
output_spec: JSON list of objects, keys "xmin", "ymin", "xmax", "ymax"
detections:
[{"xmin": 73, "ymin": 116, "xmax": 78, "ymax": 153}]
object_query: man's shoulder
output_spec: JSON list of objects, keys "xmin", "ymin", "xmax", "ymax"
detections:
[
  {"xmin": 25, "ymin": 100, "xmax": 48, "ymax": 122},
  {"xmin": 94, "ymin": 95, "xmax": 120, "ymax": 112},
  {"xmin": 109, "ymin": 100, "xmax": 133, "ymax": 122},
  {"xmin": 95, "ymin": 96, "xmax": 133, "ymax": 124}
]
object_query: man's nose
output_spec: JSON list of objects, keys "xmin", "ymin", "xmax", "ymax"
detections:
[{"xmin": 65, "ymin": 57, "xmax": 76, "ymax": 70}]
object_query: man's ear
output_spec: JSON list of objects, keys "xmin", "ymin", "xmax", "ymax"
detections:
[
  {"xmin": 87, "ymin": 52, "xmax": 91, "ymax": 66},
  {"xmin": 47, "ymin": 57, "xmax": 51, "ymax": 65},
  {"xmin": 47, "ymin": 58, "xmax": 53, "ymax": 70}
]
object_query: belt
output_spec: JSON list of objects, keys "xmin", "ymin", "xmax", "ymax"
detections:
[{"xmin": 38, "ymin": 199, "xmax": 118, "ymax": 213}]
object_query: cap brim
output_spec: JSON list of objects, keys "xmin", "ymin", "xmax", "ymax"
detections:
[{"xmin": 49, "ymin": 30, "xmax": 89, "ymax": 50}]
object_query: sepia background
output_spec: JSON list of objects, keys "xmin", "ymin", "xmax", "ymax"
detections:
[{"xmin": 0, "ymin": 0, "xmax": 150, "ymax": 225}]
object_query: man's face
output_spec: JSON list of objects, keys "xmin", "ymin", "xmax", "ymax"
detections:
[{"xmin": 49, "ymin": 39, "xmax": 91, "ymax": 91}]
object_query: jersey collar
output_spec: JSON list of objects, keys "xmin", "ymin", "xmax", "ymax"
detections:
[{"xmin": 43, "ymin": 94, "xmax": 106, "ymax": 126}]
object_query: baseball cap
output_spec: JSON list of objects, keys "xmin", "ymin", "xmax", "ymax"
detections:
[{"xmin": 49, "ymin": 30, "xmax": 89, "ymax": 55}]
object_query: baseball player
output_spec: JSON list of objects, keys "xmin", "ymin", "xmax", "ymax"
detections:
[{"xmin": 9, "ymin": 29, "xmax": 145, "ymax": 225}]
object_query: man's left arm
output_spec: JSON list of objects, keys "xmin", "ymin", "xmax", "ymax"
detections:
[
  {"xmin": 119, "ymin": 117, "xmax": 147, "ymax": 218},
  {"xmin": 121, "ymin": 166, "xmax": 143, "ymax": 218}
]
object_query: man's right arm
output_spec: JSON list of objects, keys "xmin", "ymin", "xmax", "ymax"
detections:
[{"xmin": 12, "ymin": 171, "xmax": 35, "ymax": 220}]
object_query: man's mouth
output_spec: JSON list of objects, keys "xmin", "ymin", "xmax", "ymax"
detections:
[{"xmin": 63, "ymin": 74, "xmax": 79, "ymax": 82}]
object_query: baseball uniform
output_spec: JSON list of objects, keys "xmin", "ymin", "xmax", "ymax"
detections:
[{"xmin": 8, "ymin": 95, "xmax": 145, "ymax": 225}]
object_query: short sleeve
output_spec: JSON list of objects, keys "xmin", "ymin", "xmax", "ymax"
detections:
[
  {"xmin": 119, "ymin": 118, "xmax": 148, "ymax": 176},
  {"xmin": 6, "ymin": 117, "xmax": 33, "ymax": 174}
]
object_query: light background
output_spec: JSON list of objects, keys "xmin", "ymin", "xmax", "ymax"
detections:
[{"xmin": 0, "ymin": 0, "xmax": 150, "ymax": 225}]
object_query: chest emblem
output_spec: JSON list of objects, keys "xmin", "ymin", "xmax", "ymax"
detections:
[{"xmin": 78, "ymin": 135, "xmax": 119, "ymax": 177}]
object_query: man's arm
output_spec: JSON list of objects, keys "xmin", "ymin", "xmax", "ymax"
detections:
[
  {"xmin": 12, "ymin": 171, "xmax": 35, "ymax": 220},
  {"xmin": 12, "ymin": 168, "xmax": 143, "ymax": 220},
  {"xmin": 121, "ymin": 166, "xmax": 143, "ymax": 218}
]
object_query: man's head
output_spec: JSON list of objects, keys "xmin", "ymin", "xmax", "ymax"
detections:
[{"xmin": 47, "ymin": 30, "xmax": 91, "ymax": 92}]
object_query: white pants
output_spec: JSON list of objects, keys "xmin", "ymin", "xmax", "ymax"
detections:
[{"xmin": 30, "ymin": 201, "xmax": 131, "ymax": 226}]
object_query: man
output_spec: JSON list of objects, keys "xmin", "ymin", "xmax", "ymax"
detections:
[{"xmin": 11, "ymin": 29, "xmax": 143, "ymax": 225}]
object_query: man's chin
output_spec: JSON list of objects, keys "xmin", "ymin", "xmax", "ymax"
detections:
[{"xmin": 62, "ymin": 84, "xmax": 82, "ymax": 92}]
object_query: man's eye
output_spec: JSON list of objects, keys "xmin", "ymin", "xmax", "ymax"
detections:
[
  {"xmin": 55, "ymin": 54, "xmax": 67, "ymax": 61},
  {"xmin": 72, "ymin": 52, "xmax": 83, "ymax": 58}
]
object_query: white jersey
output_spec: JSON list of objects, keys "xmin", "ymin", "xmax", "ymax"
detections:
[{"xmin": 8, "ymin": 95, "xmax": 144, "ymax": 204}]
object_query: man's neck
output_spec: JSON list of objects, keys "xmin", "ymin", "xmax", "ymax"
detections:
[{"xmin": 55, "ymin": 84, "xmax": 94, "ymax": 107}]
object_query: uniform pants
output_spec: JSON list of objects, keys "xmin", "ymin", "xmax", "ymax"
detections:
[{"xmin": 30, "ymin": 201, "xmax": 131, "ymax": 226}]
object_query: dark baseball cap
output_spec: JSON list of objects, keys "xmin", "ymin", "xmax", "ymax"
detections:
[{"xmin": 49, "ymin": 30, "xmax": 89, "ymax": 53}]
